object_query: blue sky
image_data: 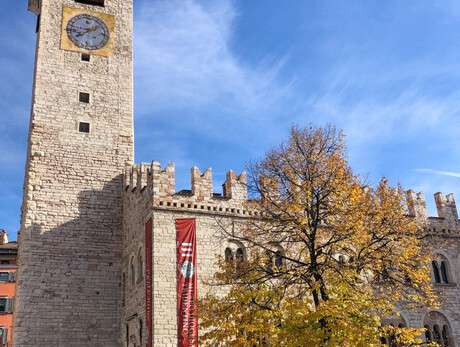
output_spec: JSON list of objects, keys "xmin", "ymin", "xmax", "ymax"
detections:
[{"xmin": 1, "ymin": 0, "xmax": 460, "ymax": 240}]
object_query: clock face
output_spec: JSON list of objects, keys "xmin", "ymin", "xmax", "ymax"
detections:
[{"xmin": 66, "ymin": 14, "xmax": 110, "ymax": 51}]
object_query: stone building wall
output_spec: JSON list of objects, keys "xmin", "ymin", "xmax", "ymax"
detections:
[
  {"xmin": 122, "ymin": 163, "xmax": 460, "ymax": 346},
  {"xmin": 403, "ymin": 191, "xmax": 460, "ymax": 346},
  {"xmin": 122, "ymin": 161, "xmax": 250, "ymax": 346},
  {"xmin": 14, "ymin": 0, "xmax": 134, "ymax": 345}
]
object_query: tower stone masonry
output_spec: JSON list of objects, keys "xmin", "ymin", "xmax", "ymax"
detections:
[{"xmin": 14, "ymin": 0, "xmax": 133, "ymax": 345}]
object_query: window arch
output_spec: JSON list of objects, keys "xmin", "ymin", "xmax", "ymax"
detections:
[
  {"xmin": 225, "ymin": 248, "xmax": 234, "ymax": 265},
  {"xmin": 387, "ymin": 324, "xmax": 395, "ymax": 346},
  {"xmin": 423, "ymin": 311, "xmax": 452, "ymax": 347},
  {"xmin": 130, "ymin": 257, "xmax": 135, "ymax": 287},
  {"xmin": 440, "ymin": 261, "xmax": 448, "ymax": 283},
  {"xmin": 380, "ymin": 316, "xmax": 407, "ymax": 346},
  {"xmin": 266, "ymin": 243, "xmax": 285, "ymax": 274},
  {"xmin": 224, "ymin": 241, "xmax": 246, "ymax": 270},
  {"xmin": 235, "ymin": 248, "xmax": 244, "ymax": 269},
  {"xmin": 442, "ymin": 325, "xmax": 450, "ymax": 346},
  {"xmin": 433, "ymin": 325, "xmax": 441, "ymax": 344},
  {"xmin": 432, "ymin": 255, "xmax": 453, "ymax": 284},
  {"xmin": 432, "ymin": 261, "xmax": 441, "ymax": 283},
  {"xmin": 137, "ymin": 249, "xmax": 143, "ymax": 281},
  {"xmin": 424, "ymin": 325, "xmax": 432, "ymax": 343}
]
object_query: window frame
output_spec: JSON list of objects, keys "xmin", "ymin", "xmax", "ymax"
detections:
[
  {"xmin": 0, "ymin": 298, "xmax": 13, "ymax": 314},
  {"xmin": 0, "ymin": 326, "xmax": 8, "ymax": 345}
]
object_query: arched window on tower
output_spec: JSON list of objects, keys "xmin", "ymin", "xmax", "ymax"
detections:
[
  {"xmin": 380, "ymin": 316, "xmax": 407, "ymax": 346},
  {"xmin": 224, "ymin": 241, "xmax": 246, "ymax": 271},
  {"xmin": 424, "ymin": 325, "xmax": 432, "ymax": 343},
  {"xmin": 424, "ymin": 312, "xmax": 452, "ymax": 347},
  {"xmin": 432, "ymin": 261, "xmax": 441, "ymax": 283},
  {"xmin": 235, "ymin": 248, "xmax": 244, "ymax": 269},
  {"xmin": 442, "ymin": 325, "xmax": 450, "ymax": 347},
  {"xmin": 433, "ymin": 325, "xmax": 441, "ymax": 344},
  {"xmin": 387, "ymin": 324, "xmax": 395, "ymax": 346},
  {"xmin": 225, "ymin": 248, "xmax": 234, "ymax": 266},
  {"xmin": 440, "ymin": 261, "xmax": 449, "ymax": 284}
]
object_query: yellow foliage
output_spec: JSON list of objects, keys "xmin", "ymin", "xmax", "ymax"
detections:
[{"xmin": 199, "ymin": 124, "xmax": 437, "ymax": 346}]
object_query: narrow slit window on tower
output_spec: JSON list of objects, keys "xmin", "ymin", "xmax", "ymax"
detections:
[
  {"xmin": 432, "ymin": 261, "xmax": 441, "ymax": 283},
  {"xmin": 81, "ymin": 54, "xmax": 90, "ymax": 62},
  {"xmin": 74, "ymin": 0, "xmax": 105, "ymax": 6},
  {"xmin": 79, "ymin": 122, "xmax": 90, "ymax": 133},
  {"xmin": 79, "ymin": 92, "xmax": 90, "ymax": 103},
  {"xmin": 35, "ymin": 14, "xmax": 40, "ymax": 33}
]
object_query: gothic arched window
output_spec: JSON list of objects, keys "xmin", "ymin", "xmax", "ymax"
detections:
[
  {"xmin": 380, "ymin": 316, "xmax": 407, "ymax": 345},
  {"xmin": 424, "ymin": 325, "xmax": 432, "ymax": 343},
  {"xmin": 235, "ymin": 248, "xmax": 244, "ymax": 269},
  {"xmin": 225, "ymin": 248, "xmax": 234, "ymax": 265},
  {"xmin": 225, "ymin": 241, "xmax": 246, "ymax": 271},
  {"xmin": 432, "ymin": 261, "xmax": 441, "ymax": 283},
  {"xmin": 440, "ymin": 261, "xmax": 449, "ymax": 284},
  {"xmin": 433, "ymin": 325, "xmax": 441, "ymax": 344},
  {"xmin": 442, "ymin": 325, "xmax": 450, "ymax": 347},
  {"xmin": 424, "ymin": 312, "xmax": 452, "ymax": 347}
]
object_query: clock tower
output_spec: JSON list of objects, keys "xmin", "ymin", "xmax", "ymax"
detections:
[{"xmin": 14, "ymin": 0, "xmax": 133, "ymax": 345}]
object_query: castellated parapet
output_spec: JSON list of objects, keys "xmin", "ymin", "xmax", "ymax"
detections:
[
  {"xmin": 406, "ymin": 190, "xmax": 460, "ymax": 233},
  {"xmin": 123, "ymin": 161, "xmax": 251, "ymax": 215},
  {"xmin": 122, "ymin": 161, "xmax": 251, "ymax": 346}
]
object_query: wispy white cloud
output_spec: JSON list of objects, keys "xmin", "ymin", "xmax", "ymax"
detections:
[
  {"xmin": 309, "ymin": 88, "xmax": 460, "ymax": 145},
  {"xmin": 415, "ymin": 169, "xmax": 460, "ymax": 178},
  {"xmin": 134, "ymin": 0, "xmax": 290, "ymax": 115}
]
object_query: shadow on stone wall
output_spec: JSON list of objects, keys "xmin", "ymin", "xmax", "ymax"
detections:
[{"xmin": 13, "ymin": 175, "xmax": 124, "ymax": 346}]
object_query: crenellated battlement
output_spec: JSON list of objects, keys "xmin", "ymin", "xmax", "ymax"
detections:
[
  {"xmin": 406, "ymin": 190, "xmax": 459, "ymax": 220},
  {"xmin": 124, "ymin": 161, "xmax": 251, "ymax": 216},
  {"xmin": 406, "ymin": 190, "xmax": 460, "ymax": 233},
  {"xmin": 434, "ymin": 192, "xmax": 458, "ymax": 220},
  {"xmin": 406, "ymin": 190, "xmax": 429, "ymax": 220}
]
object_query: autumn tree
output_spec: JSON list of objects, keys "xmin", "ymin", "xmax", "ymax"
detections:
[{"xmin": 199, "ymin": 124, "xmax": 437, "ymax": 346}]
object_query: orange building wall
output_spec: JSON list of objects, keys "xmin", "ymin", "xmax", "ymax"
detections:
[{"xmin": 0, "ymin": 251, "xmax": 18, "ymax": 346}]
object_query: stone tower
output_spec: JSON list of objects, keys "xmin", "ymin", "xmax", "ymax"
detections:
[{"xmin": 14, "ymin": 0, "xmax": 133, "ymax": 345}]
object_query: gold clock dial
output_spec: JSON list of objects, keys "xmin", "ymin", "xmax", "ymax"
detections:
[
  {"xmin": 61, "ymin": 7, "xmax": 115, "ymax": 57},
  {"xmin": 66, "ymin": 14, "xmax": 110, "ymax": 50}
]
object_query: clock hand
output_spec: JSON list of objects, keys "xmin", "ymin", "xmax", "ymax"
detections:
[{"xmin": 86, "ymin": 25, "xmax": 101, "ymax": 33}]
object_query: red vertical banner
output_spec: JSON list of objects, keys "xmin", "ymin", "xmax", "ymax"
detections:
[
  {"xmin": 176, "ymin": 218, "xmax": 198, "ymax": 347},
  {"xmin": 145, "ymin": 218, "xmax": 153, "ymax": 347}
]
